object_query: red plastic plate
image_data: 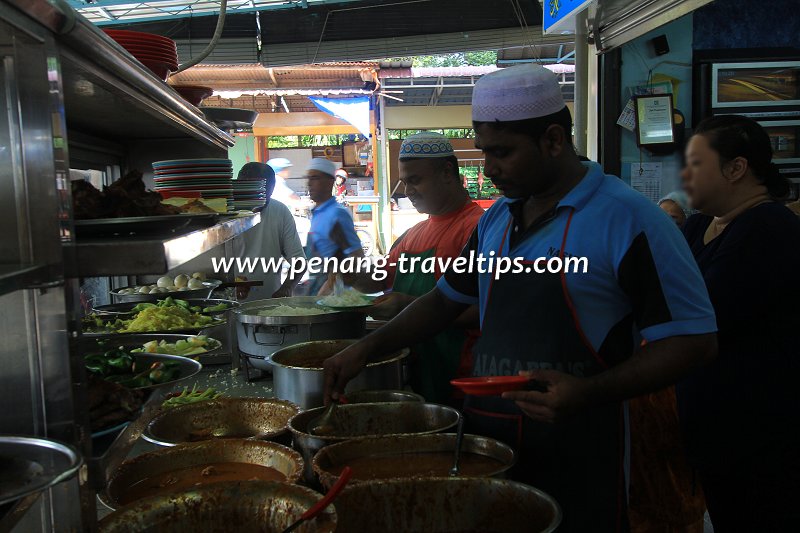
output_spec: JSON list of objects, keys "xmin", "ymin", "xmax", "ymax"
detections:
[
  {"xmin": 104, "ymin": 29, "xmax": 176, "ymax": 47},
  {"xmin": 125, "ymin": 49, "xmax": 178, "ymax": 62},
  {"xmin": 139, "ymin": 59, "xmax": 176, "ymax": 81},
  {"xmin": 450, "ymin": 376, "xmax": 531, "ymax": 396},
  {"xmin": 114, "ymin": 40, "xmax": 177, "ymax": 53},
  {"xmin": 132, "ymin": 53, "xmax": 179, "ymax": 67}
]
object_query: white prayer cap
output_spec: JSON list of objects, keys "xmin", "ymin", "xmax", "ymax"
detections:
[
  {"xmin": 472, "ymin": 64, "xmax": 566, "ymax": 122},
  {"xmin": 267, "ymin": 157, "xmax": 292, "ymax": 171},
  {"xmin": 307, "ymin": 157, "xmax": 338, "ymax": 178},
  {"xmin": 399, "ymin": 131, "xmax": 455, "ymax": 159}
]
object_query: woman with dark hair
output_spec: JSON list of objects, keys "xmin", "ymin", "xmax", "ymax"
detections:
[{"xmin": 678, "ymin": 114, "xmax": 800, "ymax": 531}]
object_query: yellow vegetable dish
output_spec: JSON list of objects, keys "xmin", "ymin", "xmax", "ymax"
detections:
[{"xmin": 120, "ymin": 305, "xmax": 216, "ymax": 333}]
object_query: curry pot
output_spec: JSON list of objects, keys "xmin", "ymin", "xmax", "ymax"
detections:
[
  {"xmin": 143, "ymin": 397, "xmax": 300, "ymax": 447},
  {"xmin": 312, "ymin": 433, "xmax": 515, "ymax": 490},
  {"xmin": 289, "ymin": 402, "xmax": 459, "ymax": 483},
  {"xmin": 333, "ymin": 477, "xmax": 561, "ymax": 533},
  {"xmin": 99, "ymin": 481, "xmax": 335, "ymax": 533},
  {"xmin": 102, "ymin": 439, "xmax": 303, "ymax": 510},
  {"xmin": 344, "ymin": 389, "xmax": 424, "ymax": 404},
  {"xmin": 268, "ymin": 339, "xmax": 409, "ymax": 409}
]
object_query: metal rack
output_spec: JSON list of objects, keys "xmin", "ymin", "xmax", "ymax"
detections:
[
  {"xmin": 67, "ymin": 215, "xmax": 260, "ymax": 277},
  {"xmin": 0, "ymin": 1, "xmax": 250, "ymax": 530}
]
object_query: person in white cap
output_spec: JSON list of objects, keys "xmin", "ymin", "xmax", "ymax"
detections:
[
  {"xmin": 267, "ymin": 157, "xmax": 302, "ymax": 210},
  {"xmin": 322, "ymin": 64, "xmax": 718, "ymax": 532},
  {"xmin": 305, "ymin": 157, "xmax": 363, "ymax": 294},
  {"xmin": 345, "ymin": 131, "xmax": 484, "ymax": 405}
]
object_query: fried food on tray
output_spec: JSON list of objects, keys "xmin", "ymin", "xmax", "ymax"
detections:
[
  {"xmin": 180, "ymin": 199, "xmax": 217, "ymax": 214},
  {"xmin": 87, "ymin": 373, "xmax": 144, "ymax": 431},
  {"xmin": 72, "ymin": 170, "xmax": 182, "ymax": 220}
]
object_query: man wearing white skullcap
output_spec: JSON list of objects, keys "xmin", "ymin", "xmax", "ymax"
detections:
[
  {"xmin": 345, "ymin": 131, "xmax": 484, "ymax": 404},
  {"xmin": 322, "ymin": 64, "xmax": 718, "ymax": 532},
  {"xmin": 305, "ymin": 158, "xmax": 363, "ymax": 294}
]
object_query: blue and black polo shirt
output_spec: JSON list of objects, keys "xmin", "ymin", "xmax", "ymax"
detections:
[{"xmin": 438, "ymin": 162, "xmax": 717, "ymax": 365}]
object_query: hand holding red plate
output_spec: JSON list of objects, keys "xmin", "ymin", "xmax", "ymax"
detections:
[{"xmin": 501, "ymin": 370, "xmax": 591, "ymax": 424}]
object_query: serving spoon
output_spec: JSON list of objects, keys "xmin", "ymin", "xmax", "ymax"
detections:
[
  {"xmin": 308, "ymin": 397, "xmax": 346, "ymax": 437},
  {"xmin": 450, "ymin": 412, "xmax": 465, "ymax": 477}
]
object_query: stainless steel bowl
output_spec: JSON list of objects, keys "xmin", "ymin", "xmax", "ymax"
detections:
[
  {"xmin": 79, "ymin": 337, "xmax": 203, "ymax": 390},
  {"xmin": 344, "ymin": 389, "xmax": 424, "ymax": 404},
  {"xmin": 333, "ymin": 477, "xmax": 561, "ymax": 533},
  {"xmin": 289, "ymin": 402, "xmax": 459, "ymax": 483},
  {"xmin": 102, "ymin": 439, "xmax": 304, "ymax": 510},
  {"xmin": 268, "ymin": 340, "xmax": 409, "ymax": 409},
  {"xmin": 118, "ymin": 353, "xmax": 202, "ymax": 391},
  {"xmin": 110, "ymin": 279, "xmax": 221, "ymax": 303},
  {"xmin": 144, "ymin": 397, "xmax": 301, "ymax": 447},
  {"xmin": 312, "ymin": 433, "xmax": 515, "ymax": 490},
  {"xmin": 80, "ymin": 333, "xmax": 224, "ymax": 359},
  {"xmin": 99, "ymin": 481, "xmax": 336, "ymax": 533},
  {"xmin": 0, "ymin": 437, "xmax": 83, "ymax": 506}
]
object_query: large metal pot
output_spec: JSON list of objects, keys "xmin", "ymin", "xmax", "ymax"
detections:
[
  {"xmin": 143, "ymin": 398, "xmax": 300, "ymax": 447},
  {"xmin": 333, "ymin": 477, "xmax": 561, "ymax": 533},
  {"xmin": 102, "ymin": 439, "xmax": 304, "ymax": 510},
  {"xmin": 268, "ymin": 340, "xmax": 409, "ymax": 409},
  {"xmin": 312, "ymin": 433, "xmax": 515, "ymax": 490},
  {"xmin": 99, "ymin": 481, "xmax": 336, "ymax": 533},
  {"xmin": 234, "ymin": 297, "xmax": 366, "ymax": 371},
  {"xmin": 289, "ymin": 402, "xmax": 459, "ymax": 483}
]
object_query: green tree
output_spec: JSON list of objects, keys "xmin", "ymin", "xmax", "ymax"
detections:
[{"xmin": 382, "ymin": 51, "xmax": 497, "ymax": 67}]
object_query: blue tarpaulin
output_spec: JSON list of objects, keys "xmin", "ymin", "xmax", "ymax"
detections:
[{"xmin": 309, "ymin": 96, "xmax": 371, "ymax": 138}]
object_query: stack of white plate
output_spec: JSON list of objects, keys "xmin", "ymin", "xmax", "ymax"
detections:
[
  {"xmin": 152, "ymin": 159, "xmax": 233, "ymax": 207},
  {"xmin": 231, "ymin": 178, "xmax": 267, "ymax": 211}
]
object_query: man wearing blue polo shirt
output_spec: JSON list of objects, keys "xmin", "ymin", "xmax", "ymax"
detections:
[
  {"xmin": 323, "ymin": 65, "xmax": 718, "ymax": 532},
  {"xmin": 306, "ymin": 158, "xmax": 363, "ymax": 294}
]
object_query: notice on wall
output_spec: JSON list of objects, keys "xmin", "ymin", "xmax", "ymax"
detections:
[{"xmin": 630, "ymin": 162, "xmax": 663, "ymax": 203}]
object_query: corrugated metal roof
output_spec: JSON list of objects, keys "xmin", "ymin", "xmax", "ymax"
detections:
[
  {"xmin": 168, "ymin": 26, "xmax": 568, "ymax": 68},
  {"xmin": 215, "ymin": 89, "xmax": 371, "ymax": 97},
  {"xmin": 168, "ymin": 62, "xmax": 372, "ymax": 90},
  {"xmin": 68, "ymin": 0, "xmax": 367, "ymax": 26}
]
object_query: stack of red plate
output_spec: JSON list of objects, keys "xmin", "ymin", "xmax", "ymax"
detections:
[{"xmin": 104, "ymin": 29, "xmax": 178, "ymax": 81}]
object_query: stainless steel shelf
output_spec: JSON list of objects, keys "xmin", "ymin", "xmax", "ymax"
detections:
[
  {"xmin": 66, "ymin": 214, "xmax": 260, "ymax": 277},
  {"xmin": 0, "ymin": 264, "xmax": 53, "ymax": 297},
  {"xmin": 9, "ymin": 0, "xmax": 234, "ymax": 149}
]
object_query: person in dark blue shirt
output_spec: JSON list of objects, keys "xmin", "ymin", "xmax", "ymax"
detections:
[
  {"xmin": 322, "ymin": 64, "xmax": 718, "ymax": 533},
  {"xmin": 677, "ymin": 114, "xmax": 800, "ymax": 532}
]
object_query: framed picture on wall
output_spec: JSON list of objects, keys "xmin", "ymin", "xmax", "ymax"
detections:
[{"xmin": 635, "ymin": 94, "xmax": 675, "ymax": 148}]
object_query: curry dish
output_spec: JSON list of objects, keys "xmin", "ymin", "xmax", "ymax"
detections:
[
  {"xmin": 120, "ymin": 462, "xmax": 285, "ymax": 505},
  {"xmin": 329, "ymin": 451, "xmax": 506, "ymax": 480}
]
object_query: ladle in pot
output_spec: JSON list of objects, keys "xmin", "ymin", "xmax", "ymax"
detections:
[
  {"xmin": 308, "ymin": 397, "xmax": 346, "ymax": 437},
  {"xmin": 450, "ymin": 412, "xmax": 465, "ymax": 477},
  {"xmin": 280, "ymin": 466, "xmax": 352, "ymax": 533}
]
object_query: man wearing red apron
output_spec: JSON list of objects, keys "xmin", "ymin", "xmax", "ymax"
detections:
[
  {"xmin": 323, "ymin": 64, "xmax": 718, "ymax": 532},
  {"xmin": 347, "ymin": 132, "xmax": 483, "ymax": 404}
]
